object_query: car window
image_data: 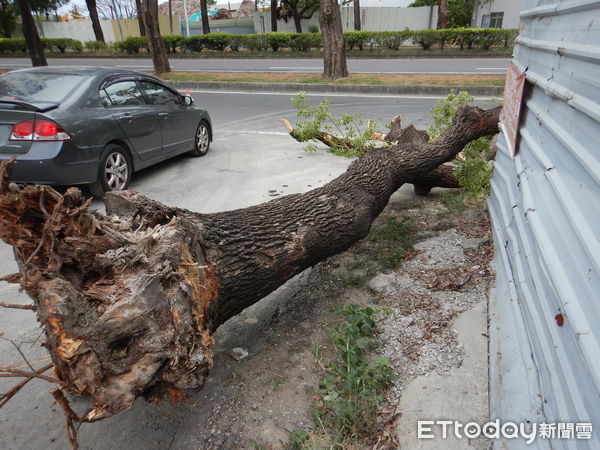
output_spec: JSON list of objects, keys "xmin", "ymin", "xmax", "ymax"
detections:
[
  {"xmin": 0, "ymin": 72, "xmax": 85, "ymax": 103},
  {"xmin": 104, "ymin": 81, "xmax": 145, "ymax": 106},
  {"xmin": 99, "ymin": 89, "xmax": 112, "ymax": 106},
  {"xmin": 140, "ymin": 81, "xmax": 181, "ymax": 105}
]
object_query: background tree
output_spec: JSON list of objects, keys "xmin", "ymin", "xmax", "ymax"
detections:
[
  {"xmin": 438, "ymin": 0, "xmax": 448, "ymax": 27},
  {"xmin": 85, "ymin": 0, "xmax": 105, "ymax": 41},
  {"xmin": 0, "ymin": 0, "xmax": 17, "ymax": 37},
  {"xmin": 18, "ymin": 0, "xmax": 47, "ymax": 66},
  {"xmin": 200, "ymin": 0, "xmax": 210, "ymax": 33},
  {"xmin": 353, "ymin": 0, "xmax": 360, "ymax": 30},
  {"xmin": 270, "ymin": 0, "xmax": 277, "ymax": 31},
  {"xmin": 280, "ymin": 0, "xmax": 319, "ymax": 33},
  {"xmin": 141, "ymin": 0, "xmax": 170, "ymax": 74},
  {"xmin": 409, "ymin": 0, "xmax": 473, "ymax": 27},
  {"xmin": 135, "ymin": 0, "xmax": 146, "ymax": 35},
  {"xmin": 320, "ymin": 0, "xmax": 347, "ymax": 79}
]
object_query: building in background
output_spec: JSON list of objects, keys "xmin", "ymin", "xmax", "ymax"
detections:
[{"xmin": 472, "ymin": 0, "xmax": 523, "ymax": 29}]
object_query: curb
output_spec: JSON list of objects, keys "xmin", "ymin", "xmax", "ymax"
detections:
[{"xmin": 169, "ymin": 81, "xmax": 504, "ymax": 96}]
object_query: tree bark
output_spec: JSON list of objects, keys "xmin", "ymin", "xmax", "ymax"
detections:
[
  {"xmin": 0, "ymin": 105, "xmax": 500, "ymax": 421},
  {"xmin": 200, "ymin": 0, "xmax": 210, "ymax": 34},
  {"xmin": 320, "ymin": 0, "xmax": 348, "ymax": 80},
  {"xmin": 292, "ymin": 10, "xmax": 302, "ymax": 32},
  {"xmin": 353, "ymin": 0, "xmax": 361, "ymax": 31},
  {"xmin": 270, "ymin": 0, "xmax": 277, "ymax": 31},
  {"xmin": 86, "ymin": 0, "xmax": 105, "ymax": 42},
  {"xmin": 18, "ymin": 0, "xmax": 47, "ymax": 66},
  {"xmin": 438, "ymin": 0, "xmax": 449, "ymax": 28},
  {"xmin": 135, "ymin": 0, "xmax": 146, "ymax": 36},
  {"xmin": 141, "ymin": 0, "xmax": 170, "ymax": 74}
]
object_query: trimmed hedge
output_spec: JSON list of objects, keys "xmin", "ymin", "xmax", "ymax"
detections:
[
  {"xmin": 0, "ymin": 28, "xmax": 517, "ymax": 56},
  {"xmin": 0, "ymin": 38, "xmax": 26, "ymax": 53},
  {"xmin": 41, "ymin": 38, "xmax": 83, "ymax": 53},
  {"xmin": 113, "ymin": 36, "xmax": 148, "ymax": 54}
]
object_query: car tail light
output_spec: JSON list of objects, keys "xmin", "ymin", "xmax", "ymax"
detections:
[
  {"xmin": 9, "ymin": 120, "xmax": 34, "ymax": 140},
  {"xmin": 9, "ymin": 119, "xmax": 70, "ymax": 142}
]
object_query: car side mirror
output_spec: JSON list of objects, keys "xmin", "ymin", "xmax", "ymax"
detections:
[{"xmin": 183, "ymin": 95, "xmax": 193, "ymax": 106}]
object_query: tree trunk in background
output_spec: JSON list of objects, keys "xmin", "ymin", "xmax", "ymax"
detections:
[
  {"xmin": 438, "ymin": 0, "xmax": 449, "ymax": 28},
  {"xmin": 292, "ymin": 11, "xmax": 302, "ymax": 32},
  {"xmin": 200, "ymin": 0, "xmax": 210, "ymax": 34},
  {"xmin": 0, "ymin": 105, "xmax": 500, "ymax": 421},
  {"xmin": 320, "ymin": 0, "xmax": 347, "ymax": 79},
  {"xmin": 142, "ymin": 0, "xmax": 169, "ymax": 74},
  {"xmin": 18, "ymin": 0, "xmax": 46, "ymax": 66},
  {"xmin": 353, "ymin": 0, "xmax": 360, "ymax": 30},
  {"xmin": 271, "ymin": 0, "xmax": 277, "ymax": 31},
  {"xmin": 85, "ymin": 0, "xmax": 105, "ymax": 42},
  {"xmin": 136, "ymin": 0, "xmax": 146, "ymax": 36}
]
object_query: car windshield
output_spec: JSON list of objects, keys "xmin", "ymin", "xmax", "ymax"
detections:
[{"xmin": 0, "ymin": 72, "xmax": 85, "ymax": 103}]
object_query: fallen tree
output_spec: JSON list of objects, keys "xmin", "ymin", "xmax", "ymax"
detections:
[{"xmin": 0, "ymin": 105, "xmax": 500, "ymax": 423}]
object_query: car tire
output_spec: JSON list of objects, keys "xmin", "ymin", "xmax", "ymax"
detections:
[
  {"xmin": 89, "ymin": 144, "xmax": 132, "ymax": 198},
  {"xmin": 189, "ymin": 120, "xmax": 211, "ymax": 157}
]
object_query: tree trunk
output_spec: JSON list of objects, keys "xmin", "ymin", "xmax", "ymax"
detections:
[
  {"xmin": 279, "ymin": 115, "xmax": 461, "ymax": 195},
  {"xmin": 141, "ymin": 0, "xmax": 170, "ymax": 74},
  {"xmin": 200, "ymin": 0, "xmax": 210, "ymax": 34},
  {"xmin": 18, "ymin": 0, "xmax": 46, "ymax": 66},
  {"xmin": 0, "ymin": 105, "xmax": 500, "ymax": 421},
  {"xmin": 135, "ymin": 0, "xmax": 146, "ymax": 36},
  {"xmin": 292, "ymin": 10, "xmax": 302, "ymax": 33},
  {"xmin": 438, "ymin": 0, "xmax": 449, "ymax": 28},
  {"xmin": 271, "ymin": 0, "xmax": 277, "ymax": 31},
  {"xmin": 320, "ymin": 0, "xmax": 347, "ymax": 80},
  {"xmin": 86, "ymin": 0, "xmax": 105, "ymax": 42},
  {"xmin": 353, "ymin": 0, "xmax": 360, "ymax": 31}
]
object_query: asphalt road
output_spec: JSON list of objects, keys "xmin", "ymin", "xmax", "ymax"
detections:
[
  {"xmin": 0, "ymin": 90, "xmax": 490, "ymax": 449},
  {"xmin": 0, "ymin": 56, "xmax": 510, "ymax": 74}
]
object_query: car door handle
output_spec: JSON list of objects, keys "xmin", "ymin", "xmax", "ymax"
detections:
[{"xmin": 116, "ymin": 113, "xmax": 133, "ymax": 122}]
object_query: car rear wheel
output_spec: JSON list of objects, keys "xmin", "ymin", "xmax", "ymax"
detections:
[
  {"xmin": 189, "ymin": 120, "xmax": 211, "ymax": 157},
  {"xmin": 89, "ymin": 144, "xmax": 131, "ymax": 198}
]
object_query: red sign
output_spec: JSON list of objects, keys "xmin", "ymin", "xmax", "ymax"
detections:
[{"xmin": 500, "ymin": 63, "xmax": 526, "ymax": 158}]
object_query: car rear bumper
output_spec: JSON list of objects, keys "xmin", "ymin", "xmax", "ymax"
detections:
[{"xmin": 0, "ymin": 141, "xmax": 99, "ymax": 185}]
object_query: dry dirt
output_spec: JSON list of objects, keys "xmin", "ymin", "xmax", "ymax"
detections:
[{"xmin": 164, "ymin": 72, "xmax": 506, "ymax": 87}]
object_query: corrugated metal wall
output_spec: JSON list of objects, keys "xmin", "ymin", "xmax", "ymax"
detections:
[
  {"xmin": 489, "ymin": 0, "xmax": 600, "ymax": 448},
  {"xmin": 254, "ymin": 6, "xmax": 437, "ymax": 33}
]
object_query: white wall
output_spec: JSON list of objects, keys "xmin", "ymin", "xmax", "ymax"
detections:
[{"xmin": 39, "ymin": 20, "xmax": 116, "ymax": 42}]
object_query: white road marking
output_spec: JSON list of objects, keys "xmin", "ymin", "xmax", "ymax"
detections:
[
  {"xmin": 188, "ymin": 89, "xmax": 495, "ymax": 100},
  {"xmin": 476, "ymin": 67, "xmax": 508, "ymax": 70},
  {"xmin": 116, "ymin": 65, "xmax": 153, "ymax": 68},
  {"xmin": 269, "ymin": 66, "xmax": 322, "ymax": 69}
]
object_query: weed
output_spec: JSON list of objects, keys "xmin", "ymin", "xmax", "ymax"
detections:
[
  {"xmin": 436, "ymin": 191, "xmax": 468, "ymax": 217},
  {"xmin": 367, "ymin": 215, "xmax": 415, "ymax": 269},
  {"xmin": 314, "ymin": 304, "xmax": 394, "ymax": 440},
  {"xmin": 269, "ymin": 376, "xmax": 284, "ymax": 393},
  {"xmin": 290, "ymin": 428, "xmax": 310, "ymax": 448}
]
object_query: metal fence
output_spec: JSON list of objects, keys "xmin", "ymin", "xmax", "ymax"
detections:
[
  {"xmin": 489, "ymin": 0, "xmax": 600, "ymax": 448},
  {"xmin": 253, "ymin": 6, "xmax": 438, "ymax": 33}
]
